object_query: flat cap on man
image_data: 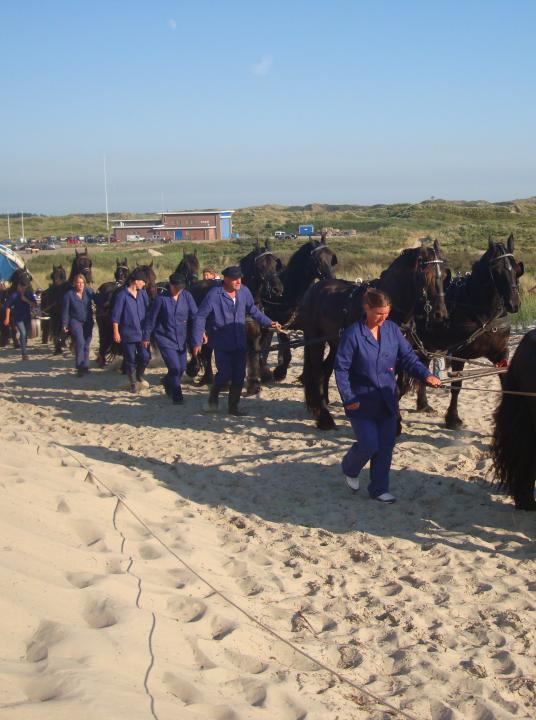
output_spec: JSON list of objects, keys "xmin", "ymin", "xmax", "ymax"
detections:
[
  {"xmin": 222, "ymin": 266, "xmax": 242, "ymax": 279},
  {"xmin": 130, "ymin": 268, "xmax": 148, "ymax": 281}
]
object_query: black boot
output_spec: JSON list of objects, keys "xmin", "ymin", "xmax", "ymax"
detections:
[
  {"xmin": 205, "ymin": 384, "xmax": 221, "ymax": 413},
  {"xmin": 228, "ymin": 385, "xmax": 247, "ymax": 416},
  {"xmin": 136, "ymin": 364, "xmax": 149, "ymax": 388},
  {"xmin": 172, "ymin": 386, "xmax": 184, "ymax": 405},
  {"xmin": 128, "ymin": 370, "xmax": 138, "ymax": 392}
]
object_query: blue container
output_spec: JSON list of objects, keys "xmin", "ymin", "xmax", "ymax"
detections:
[{"xmin": 299, "ymin": 224, "xmax": 314, "ymax": 236}]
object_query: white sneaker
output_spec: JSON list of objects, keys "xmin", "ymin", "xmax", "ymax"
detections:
[
  {"xmin": 344, "ymin": 476, "xmax": 360, "ymax": 492},
  {"xmin": 373, "ymin": 492, "xmax": 396, "ymax": 504}
]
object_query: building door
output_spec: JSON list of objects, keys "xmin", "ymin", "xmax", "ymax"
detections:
[
  {"xmin": 220, "ymin": 217, "xmax": 231, "ymax": 239},
  {"xmin": 175, "ymin": 230, "xmax": 183, "ymax": 240}
]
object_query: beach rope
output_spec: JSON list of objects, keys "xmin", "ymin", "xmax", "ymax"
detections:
[{"xmin": 0, "ymin": 380, "xmax": 419, "ymax": 720}]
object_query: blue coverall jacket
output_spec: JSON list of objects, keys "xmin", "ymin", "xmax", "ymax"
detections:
[
  {"xmin": 192, "ymin": 285, "xmax": 272, "ymax": 351},
  {"xmin": 61, "ymin": 288, "xmax": 96, "ymax": 329},
  {"xmin": 6, "ymin": 290, "xmax": 37, "ymax": 324},
  {"xmin": 142, "ymin": 290, "xmax": 198, "ymax": 351},
  {"xmin": 334, "ymin": 319, "xmax": 431, "ymax": 419},
  {"xmin": 110, "ymin": 287, "xmax": 149, "ymax": 342}
]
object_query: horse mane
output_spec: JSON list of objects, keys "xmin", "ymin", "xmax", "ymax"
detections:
[{"xmin": 379, "ymin": 246, "xmax": 421, "ymax": 280}]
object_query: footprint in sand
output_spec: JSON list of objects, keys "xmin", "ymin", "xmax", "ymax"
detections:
[
  {"xmin": 56, "ymin": 497, "xmax": 70, "ymax": 513},
  {"xmin": 71, "ymin": 519, "xmax": 105, "ymax": 548},
  {"xmin": 167, "ymin": 596, "xmax": 207, "ymax": 623},
  {"xmin": 65, "ymin": 571, "xmax": 99, "ymax": 589},
  {"xmin": 24, "ymin": 675, "xmax": 77, "ymax": 703},
  {"xmin": 162, "ymin": 673, "xmax": 202, "ymax": 705},
  {"xmin": 82, "ymin": 598, "xmax": 117, "ymax": 629},
  {"xmin": 224, "ymin": 648, "xmax": 267, "ymax": 675},
  {"xmin": 26, "ymin": 620, "xmax": 65, "ymax": 662},
  {"xmin": 138, "ymin": 542, "xmax": 162, "ymax": 560},
  {"xmin": 224, "ymin": 678, "xmax": 267, "ymax": 707},
  {"xmin": 167, "ymin": 567, "xmax": 195, "ymax": 589},
  {"xmin": 210, "ymin": 616, "xmax": 236, "ymax": 641}
]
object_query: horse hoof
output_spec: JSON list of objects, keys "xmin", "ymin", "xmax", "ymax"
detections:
[
  {"xmin": 245, "ymin": 386, "xmax": 260, "ymax": 397},
  {"xmin": 514, "ymin": 497, "xmax": 536, "ymax": 511},
  {"xmin": 445, "ymin": 416, "xmax": 463, "ymax": 430},
  {"xmin": 316, "ymin": 410, "xmax": 336, "ymax": 431},
  {"xmin": 260, "ymin": 369, "xmax": 273, "ymax": 382},
  {"xmin": 272, "ymin": 367, "xmax": 287, "ymax": 382},
  {"xmin": 417, "ymin": 404, "xmax": 435, "ymax": 414}
]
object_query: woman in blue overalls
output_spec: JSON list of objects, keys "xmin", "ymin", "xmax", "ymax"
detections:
[
  {"xmin": 111, "ymin": 268, "xmax": 150, "ymax": 392},
  {"xmin": 142, "ymin": 273, "xmax": 198, "ymax": 404},
  {"xmin": 3, "ymin": 280, "xmax": 38, "ymax": 360},
  {"xmin": 62, "ymin": 273, "xmax": 97, "ymax": 375},
  {"xmin": 334, "ymin": 288, "xmax": 441, "ymax": 503}
]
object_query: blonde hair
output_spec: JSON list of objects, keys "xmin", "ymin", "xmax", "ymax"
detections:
[{"xmin": 72, "ymin": 273, "xmax": 87, "ymax": 286}]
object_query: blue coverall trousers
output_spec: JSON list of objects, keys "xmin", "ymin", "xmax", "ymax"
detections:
[
  {"xmin": 14, "ymin": 320, "xmax": 28, "ymax": 358},
  {"xmin": 342, "ymin": 413, "xmax": 397, "ymax": 498},
  {"xmin": 159, "ymin": 346, "xmax": 187, "ymax": 401},
  {"xmin": 70, "ymin": 319, "xmax": 93, "ymax": 369},
  {"xmin": 214, "ymin": 348, "xmax": 247, "ymax": 387},
  {"xmin": 123, "ymin": 342, "xmax": 151, "ymax": 376}
]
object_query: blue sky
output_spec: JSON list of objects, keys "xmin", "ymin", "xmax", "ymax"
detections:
[{"xmin": 2, "ymin": 0, "xmax": 535, "ymax": 213}]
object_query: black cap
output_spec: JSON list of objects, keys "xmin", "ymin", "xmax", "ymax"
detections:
[
  {"xmin": 222, "ymin": 265, "xmax": 242, "ymax": 279},
  {"xmin": 130, "ymin": 268, "xmax": 148, "ymax": 281},
  {"xmin": 169, "ymin": 273, "xmax": 187, "ymax": 288}
]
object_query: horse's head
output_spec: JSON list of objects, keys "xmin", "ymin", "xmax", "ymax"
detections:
[
  {"xmin": 50, "ymin": 264, "xmax": 67, "ymax": 285},
  {"xmin": 249, "ymin": 244, "xmax": 283, "ymax": 300},
  {"xmin": 416, "ymin": 240, "xmax": 449, "ymax": 322},
  {"xmin": 72, "ymin": 249, "xmax": 93, "ymax": 283},
  {"xmin": 134, "ymin": 261, "xmax": 157, "ymax": 300},
  {"xmin": 114, "ymin": 258, "xmax": 129, "ymax": 284},
  {"xmin": 307, "ymin": 238, "xmax": 337, "ymax": 280},
  {"xmin": 485, "ymin": 234, "xmax": 523, "ymax": 314},
  {"xmin": 174, "ymin": 252, "xmax": 200, "ymax": 287}
]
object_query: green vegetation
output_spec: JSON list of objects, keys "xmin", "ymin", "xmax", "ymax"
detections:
[{"xmin": 15, "ymin": 197, "xmax": 536, "ymax": 326}]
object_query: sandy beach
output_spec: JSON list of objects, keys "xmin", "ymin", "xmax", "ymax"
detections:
[{"xmin": 0, "ymin": 338, "xmax": 535, "ymax": 720}]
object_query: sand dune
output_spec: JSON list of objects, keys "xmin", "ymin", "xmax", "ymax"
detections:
[{"xmin": 0, "ymin": 339, "xmax": 535, "ymax": 720}]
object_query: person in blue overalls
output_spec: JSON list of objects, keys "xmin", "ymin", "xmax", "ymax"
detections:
[
  {"xmin": 192, "ymin": 265, "xmax": 281, "ymax": 416},
  {"xmin": 142, "ymin": 272, "xmax": 198, "ymax": 405},
  {"xmin": 334, "ymin": 287, "xmax": 441, "ymax": 504},
  {"xmin": 62, "ymin": 273, "xmax": 97, "ymax": 376},
  {"xmin": 111, "ymin": 268, "xmax": 150, "ymax": 392},
  {"xmin": 3, "ymin": 280, "xmax": 38, "ymax": 360}
]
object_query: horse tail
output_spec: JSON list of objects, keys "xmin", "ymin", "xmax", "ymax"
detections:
[{"xmin": 490, "ymin": 332, "xmax": 536, "ymax": 509}]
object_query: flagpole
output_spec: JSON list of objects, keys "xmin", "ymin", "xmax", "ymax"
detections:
[
  {"xmin": 7, "ymin": 212, "xmax": 10, "ymax": 241},
  {"xmin": 104, "ymin": 155, "xmax": 110, "ymax": 243},
  {"xmin": 21, "ymin": 211, "xmax": 25, "ymax": 241}
]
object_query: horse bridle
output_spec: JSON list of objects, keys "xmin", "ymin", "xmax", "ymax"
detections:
[
  {"xmin": 488, "ymin": 250, "xmax": 519, "ymax": 304},
  {"xmin": 418, "ymin": 249, "xmax": 446, "ymax": 323},
  {"xmin": 310, "ymin": 244, "xmax": 332, "ymax": 279},
  {"xmin": 254, "ymin": 251, "xmax": 281, "ymax": 301}
]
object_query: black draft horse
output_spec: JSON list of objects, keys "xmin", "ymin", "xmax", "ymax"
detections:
[
  {"xmin": 259, "ymin": 235, "xmax": 338, "ymax": 383},
  {"xmin": 40, "ymin": 264, "xmax": 67, "ymax": 345},
  {"xmin": 491, "ymin": 329, "xmax": 536, "ymax": 510},
  {"xmin": 415, "ymin": 235, "xmax": 524, "ymax": 429},
  {"xmin": 300, "ymin": 241, "xmax": 449, "ymax": 430},
  {"xmin": 95, "ymin": 259, "xmax": 130, "ymax": 367},
  {"xmin": 240, "ymin": 241, "xmax": 284, "ymax": 394}
]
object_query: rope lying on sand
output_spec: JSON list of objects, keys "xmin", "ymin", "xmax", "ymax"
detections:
[{"xmin": 0, "ymin": 379, "xmax": 419, "ymax": 720}]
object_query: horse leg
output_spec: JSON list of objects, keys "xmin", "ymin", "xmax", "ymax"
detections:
[
  {"xmin": 196, "ymin": 346, "xmax": 214, "ymax": 386},
  {"xmin": 245, "ymin": 322, "xmax": 261, "ymax": 396},
  {"xmin": 273, "ymin": 332, "xmax": 292, "ymax": 382},
  {"xmin": 304, "ymin": 341, "xmax": 335, "ymax": 430},
  {"xmin": 513, "ymin": 399, "xmax": 536, "ymax": 510},
  {"xmin": 322, "ymin": 342, "xmax": 337, "ymax": 406},
  {"xmin": 445, "ymin": 359, "xmax": 464, "ymax": 429},
  {"xmin": 259, "ymin": 329, "xmax": 274, "ymax": 382}
]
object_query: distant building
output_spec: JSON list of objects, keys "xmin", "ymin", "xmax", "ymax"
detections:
[{"xmin": 112, "ymin": 210, "xmax": 234, "ymax": 243}]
